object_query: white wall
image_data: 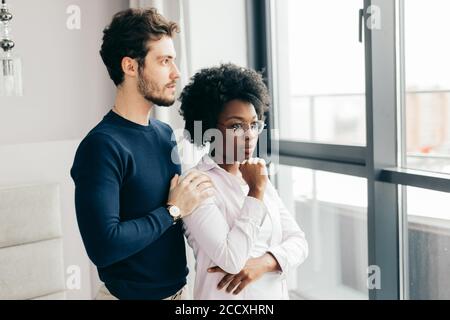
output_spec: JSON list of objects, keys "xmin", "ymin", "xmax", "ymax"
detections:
[
  {"xmin": 0, "ymin": 0, "xmax": 128, "ymax": 145},
  {"xmin": 187, "ymin": 0, "xmax": 248, "ymax": 75}
]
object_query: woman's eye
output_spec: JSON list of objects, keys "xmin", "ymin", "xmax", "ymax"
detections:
[{"xmin": 231, "ymin": 124, "xmax": 243, "ymax": 130}]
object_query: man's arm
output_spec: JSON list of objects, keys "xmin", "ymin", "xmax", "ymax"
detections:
[{"xmin": 71, "ymin": 133, "xmax": 175, "ymax": 268}]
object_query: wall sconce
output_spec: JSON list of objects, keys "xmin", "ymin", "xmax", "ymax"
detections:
[{"xmin": 1, "ymin": 0, "xmax": 22, "ymax": 96}]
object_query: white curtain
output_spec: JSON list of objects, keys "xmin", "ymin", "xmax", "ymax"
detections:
[{"xmin": 130, "ymin": 0, "xmax": 199, "ymax": 300}]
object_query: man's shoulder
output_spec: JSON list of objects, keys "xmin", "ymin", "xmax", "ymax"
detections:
[
  {"xmin": 83, "ymin": 115, "xmax": 134, "ymax": 146},
  {"xmin": 77, "ymin": 124, "xmax": 128, "ymax": 158},
  {"xmin": 152, "ymin": 119, "xmax": 174, "ymax": 136}
]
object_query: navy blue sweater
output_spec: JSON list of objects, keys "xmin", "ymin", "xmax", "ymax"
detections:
[{"xmin": 70, "ymin": 110, "xmax": 187, "ymax": 300}]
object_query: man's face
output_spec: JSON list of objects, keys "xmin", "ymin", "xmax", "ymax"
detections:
[{"xmin": 137, "ymin": 36, "xmax": 180, "ymax": 106}]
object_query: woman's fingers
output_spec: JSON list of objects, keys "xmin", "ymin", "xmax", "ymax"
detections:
[
  {"xmin": 226, "ymin": 275, "xmax": 243, "ymax": 293},
  {"xmin": 240, "ymin": 157, "xmax": 267, "ymax": 167},
  {"xmin": 207, "ymin": 266, "xmax": 225, "ymax": 273},
  {"xmin": 217, "ymin": 274, "xmax": 234, "ymax": 290},
  {"xmin": 233, "ymin": 279, "xmax": 251, "ymax": 295}
]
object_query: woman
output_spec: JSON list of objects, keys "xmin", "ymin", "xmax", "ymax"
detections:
[{"xmin": 179, "ymin": 64, "xmax": 308, "ymax": 300}]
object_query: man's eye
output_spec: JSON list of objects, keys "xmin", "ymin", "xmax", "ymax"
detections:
[
  {"xmin": 162, "ymin": 59, "xmax": 170, "ymax": 65},
  {"xmin": 231, "ymin": 124, "xmax": 243, "ymax": 130}
]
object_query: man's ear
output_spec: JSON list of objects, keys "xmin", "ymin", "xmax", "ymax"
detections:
[{"xmin": 121, "ymin": 57, "xmax": 139, "ymax": 78}]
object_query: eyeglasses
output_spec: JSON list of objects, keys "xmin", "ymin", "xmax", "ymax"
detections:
[{"xmin": 217, "ymin": 120, "xmax": 266, "ymax": 136}]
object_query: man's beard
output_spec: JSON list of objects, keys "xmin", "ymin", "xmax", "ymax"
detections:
[{"xmin": 137, "ymin": 70, "xmax": 175, "ymax": 107}]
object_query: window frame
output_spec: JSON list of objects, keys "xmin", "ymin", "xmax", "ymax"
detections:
[{"xmin": 246, "ymin": 0, "xmax": 450, "ymax": 300}]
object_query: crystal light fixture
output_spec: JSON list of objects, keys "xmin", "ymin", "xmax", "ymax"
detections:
[{"xmin": 1, "ymin": 0, "xmax": 22, "ymax": 96}]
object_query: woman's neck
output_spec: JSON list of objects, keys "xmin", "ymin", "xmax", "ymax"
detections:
[{"xmin": 218, "ymin": 162, "xmax": 240, "ymax": 176}]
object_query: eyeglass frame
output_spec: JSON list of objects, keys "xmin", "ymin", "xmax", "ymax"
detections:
[{"xmin": 217, "ymin": 120, "xmax": 266, "ymax": 136}]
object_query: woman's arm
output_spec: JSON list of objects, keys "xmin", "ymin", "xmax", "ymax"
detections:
[
  {"xmin": 208, "ymin": 252, "xmax": 281, "ymax": 295},
  {"xmin": 267, "ymin": 182, "xmax": 309, "ymax": 277},
  {"xmin": 209, "ymin": 182, "xmax": 308, "ymax": 294},
  {"xmin": 183, "ymin": 193, "xmax": 268, "ymax": 275}
]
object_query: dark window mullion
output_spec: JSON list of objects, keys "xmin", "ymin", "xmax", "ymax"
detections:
[
  {"xmin": 379, "ymin": 168, "xmax": 450, "ymax": 194},
  {"xmin": 365, "ymin": 0, "xmax": 401, "ymax": 300},
  {"xmin": 277, "ymin": 140, "xmax": 366, "ymax": 166}
]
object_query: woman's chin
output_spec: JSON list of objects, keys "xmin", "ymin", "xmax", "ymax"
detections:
[{"xmin": 233, "ymin": 149, "xmax": 254, "ymax": 162}]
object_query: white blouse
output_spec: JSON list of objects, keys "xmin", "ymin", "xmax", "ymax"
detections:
[{"xmin": 182, "ymin": 155, "xmax": 309, "ymax": 300}]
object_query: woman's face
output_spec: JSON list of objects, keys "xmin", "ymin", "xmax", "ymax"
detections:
[{"xmin": 216, "ymin": 99, "xmax": 260, "ymax": 163}]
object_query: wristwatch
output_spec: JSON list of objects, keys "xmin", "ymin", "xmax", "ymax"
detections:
[{"xmin": 167, "ymin": 204, "xmax": 182, "ymax": 224}]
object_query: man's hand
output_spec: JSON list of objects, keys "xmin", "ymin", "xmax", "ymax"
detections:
[
  {"xmin": 208, "ymin": 253, "xmax": 281, "ymax": 295},
  {"xmin": 167, "ymin": 170, "xmax": 215, "ymax": 218}
]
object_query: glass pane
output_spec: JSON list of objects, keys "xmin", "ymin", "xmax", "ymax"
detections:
[
  {"xmin": 403, "ymin": 0, "xmax": 450, "ymax": 174},
  {"xmin": 406, "ymin": 186, "xmax": 450, "ymax": 299},
  {"xmin": 277, "ymin": 165, "xmax": 368, "ymax": 299},
  {"xmin": 272, "ymin": 0, "xmax": 366, "ymax": 145}
]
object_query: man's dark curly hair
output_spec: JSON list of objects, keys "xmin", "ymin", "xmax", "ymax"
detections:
[
  {"xmin": 179, "ymin": 63, "xmax": 271, "ymax": 147},
  {"xmin": 100, "ymin": 8, "xmax": 179, "ymax": 86}
]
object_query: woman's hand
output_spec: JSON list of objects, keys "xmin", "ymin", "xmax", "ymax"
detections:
[
  {"xmin": 239, "ymin": 158, "xmax": 268, "ymax": 201},
  {"xmin": 207, "ymin": 253, "xmax": 281, "ymax": 295}
]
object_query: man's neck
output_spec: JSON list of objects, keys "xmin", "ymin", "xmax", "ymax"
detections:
[{"xmin": 113, "ymin": 85, "xmax": 153, "ymax": 126}]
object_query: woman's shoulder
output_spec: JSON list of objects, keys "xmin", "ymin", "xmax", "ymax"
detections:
[{"xmin": 182, "ymin": 158, "xmax": 224, "ymax": 183}]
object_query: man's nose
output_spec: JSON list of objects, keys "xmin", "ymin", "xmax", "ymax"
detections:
[{"xmin": 171, "ymin": 64, "xmax": 181, "ymax": 80}]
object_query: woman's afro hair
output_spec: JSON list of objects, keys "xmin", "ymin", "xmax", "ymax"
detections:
[{"xmin": 179, "ymin": 63, "xmax": 270, "ymax": 147}]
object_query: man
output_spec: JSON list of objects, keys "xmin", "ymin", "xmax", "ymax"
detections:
[{"xmin": 70, "ymin": 8, "xmax": 214, "ymax": 300}]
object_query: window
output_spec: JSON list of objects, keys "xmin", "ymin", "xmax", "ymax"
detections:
[
  {"xmin": 405, "ymin": 186, "xmax": 450, "ymax": 299},
  {"xmin": 278, "ymin": 166, "xmax": 368, "ymax": 300},
  {"xmin": 402, "ymin": 0, "xmax": 450, "ymax": 174},
  {"xmin": 272, "ymin": 0, "xmax": 366, "ymax": 145},
  {"xmin": 397, "ymin": 0, "xmax": 450, "ymax": 300},
  {"xmin": 247, "ymin": 0, "xmax": 450, "ymax": 300}
]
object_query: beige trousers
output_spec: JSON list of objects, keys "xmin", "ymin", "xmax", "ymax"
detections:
[{"xmin": 95, "ymin": 284, "xmax": 187, "ymax": 300}]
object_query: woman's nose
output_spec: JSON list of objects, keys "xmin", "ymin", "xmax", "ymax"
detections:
[{"xmin": 244, "ymin": 129, "xmax": 257, "ymax": 139}]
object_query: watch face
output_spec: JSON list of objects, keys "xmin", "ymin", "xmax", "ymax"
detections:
[{"xmin": 169, "ymin": 206, "xmax": 181, "ymax": 217}]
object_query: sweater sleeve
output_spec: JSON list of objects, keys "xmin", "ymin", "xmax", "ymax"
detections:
[{"xmin": 70, "ymin": 133, "xmax": 174, "ymax": 268}]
